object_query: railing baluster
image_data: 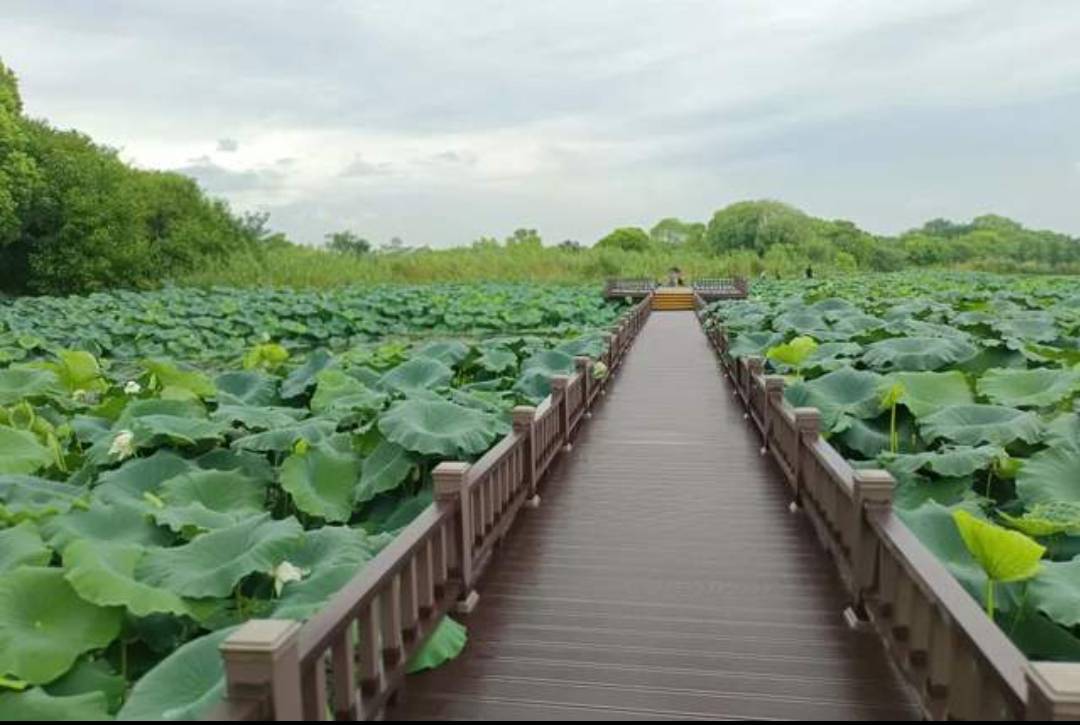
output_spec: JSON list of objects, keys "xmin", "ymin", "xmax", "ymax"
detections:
[
  {"xmin": 330, "ymin": 624, "xmax": 357, "ymax": 720},
  {"xmin": 416, "ymin": 540, "xmax": 435, "ymax": 618},
  {"xmin": 358, "ymin": 603, "xmax": 380, "ymax": 698},
  {"xmin": 302, "ymin": 653, "xmax": 328, "ymax": 721},
  {"xmin": 401, "ymin": 557, "xmax": 419, "ymax": 640},
  {"xmin": 380, "ymin": 576, "xmax": 403, "ymax": 668}
]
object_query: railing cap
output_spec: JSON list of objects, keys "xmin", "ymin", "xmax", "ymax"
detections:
[
  {"xmin": 793, "ymin": 407, "xmax": 822, "ymax": 433},
  {"xmin": 221, "ymin": 619, "xmax": 301, "ymax": 658},
  {"xmin": 511, "ymin": 405, "xmax": 537, "ymax": 429},
  {"xmin": 852, "ymin": 468, "xmax": 895, "ymax": 505},
  {"xmin": 550, "ymin": 374, "xmax": 572, "ymax": 390},
  {"xmin": 764, "ymin": 375, "xmax": 785, "ymax": 392},
  {"xmin": 433, "ymin": 461, "xmax": 470, "ymax": 498},
  {"xmin": 1028, "ymin": 662, "xmax": 1080, "ymax": 705}
]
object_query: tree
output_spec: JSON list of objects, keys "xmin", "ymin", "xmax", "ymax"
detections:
[
  {"xmin": 558, "ymin": 239, "xmax": 582, "ymax": 251},
  {"xmin": 596, "ymin": 227, "xmax": 651, "ymax": 252},
  {"xmin": 325, "ymin": 230, "xmax": 371, "ymax": 255},
  {"xmin": 504, "ymin": 228, "xmax": 542, "ymax": 248},
  {"xmin": 704, "ymin": 200, "xmax": 810, "ymax": 255},
  {"xmin": 649, "ymin": 218, "xmax": 704, "ymax": 247},
  {"xmin": 471, "ymin": 236, "xmax": 500, "ymax": 249},
  {"xmin": 379, "ymin": 236, "xmax": 411, "ymax": 254}
]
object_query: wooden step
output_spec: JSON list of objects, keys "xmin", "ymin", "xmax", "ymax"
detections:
[{"xmin": 652, "ymin": 288, "xmax": 696, "ymax": 311}]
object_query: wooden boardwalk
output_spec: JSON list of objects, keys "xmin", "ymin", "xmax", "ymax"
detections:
[{"xmin": 392, "ymin": 312, "xmax": 919, "ymax": 720}]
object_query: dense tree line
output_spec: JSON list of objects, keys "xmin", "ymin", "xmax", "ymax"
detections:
[{"xmin": 0, "ymin": 60, "xmax": 264, "ymax": 295}]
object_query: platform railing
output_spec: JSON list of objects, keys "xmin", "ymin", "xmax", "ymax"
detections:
[
  {"xmin": 695, "ymin": 297, "xmax": 1080, "ymax": 721},
  {"xmin": 205, "ymin": 293, "xmax": 653, "ymax": 721}
]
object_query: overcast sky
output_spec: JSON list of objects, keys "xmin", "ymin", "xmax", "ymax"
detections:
[{"xmin": 2, "ymin": 0, "xmax": 1079, "ymax": 247}]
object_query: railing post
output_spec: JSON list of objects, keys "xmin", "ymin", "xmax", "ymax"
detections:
[
  {"xmin": 763, "ymin": 375, "xmax": 785, "ymax": 454},
  {"xmin": 219, "ymin": 619, "xmax": 304, "ymax": 721},
  {"xmin": 851, "ymin": 469, "xmax": 895, "ymax": 601},
  {"xmin": 792, "ymin": 407, "xmax": 821, "ymax": 503},
  {"xmin": 512, "ymin": 405, "xmax": 539, "ymax": 507},
  {"xmin": 433, "ymin": 461, "xmax": 478, "ymax": 613},
  {"xmin": 1026, "ymin": 663, "xmax": 1080, "ymax": 720},
  {"xmin": 575, "ymin": 356, "xmax": 591, "ymax": 417},
  {"xmin": 550, "ymin": 375, "xmax": 572, "ymax": 452}
]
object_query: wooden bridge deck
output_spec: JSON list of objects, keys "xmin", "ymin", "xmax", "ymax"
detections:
[{"xmin": 391, "ymin": 312, "xmax": 919, "ymax": 720}]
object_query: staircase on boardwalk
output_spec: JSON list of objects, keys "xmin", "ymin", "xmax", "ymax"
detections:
[{"xmin": 651, "ymin": 286, "xmax": 696, "ymax": 311}]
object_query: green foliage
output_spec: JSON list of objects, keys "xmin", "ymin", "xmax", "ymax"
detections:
[
  {"xmin": 324, "ymin": 230, "xmax": 371, "ymax": 256},
  {"xmin": 595, "ymin": 226, "xmax": 652, "ymax": 252}
]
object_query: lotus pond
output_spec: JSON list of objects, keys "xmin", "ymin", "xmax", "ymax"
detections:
[
  {"xmin": 0, "ymin": 283, "xmax": 629, "ymax": 719},
  {"xmin": 702, "ymin": 272, "xmax": 1080, "ymax": 661}
]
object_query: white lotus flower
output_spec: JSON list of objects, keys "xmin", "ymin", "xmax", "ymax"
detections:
[
  {"xmin": 123, "ymin": 380, "xmax": 142, "ymax": 395},
  {"xmin": 270, "ymin": 560, "xmax": 307, "ymax": 596},
  {"xmin": 108, "ymin": 430, "xmax": 135, "ymax": 460},
  {"xmin": 591, "ymin": 361, "xmax": 609, "ymax": 380}
]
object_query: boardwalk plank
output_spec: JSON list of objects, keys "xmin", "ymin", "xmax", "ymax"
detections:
[{"xmin": 391, "ymin": 312, "xmax": 918, "ymax": 720}]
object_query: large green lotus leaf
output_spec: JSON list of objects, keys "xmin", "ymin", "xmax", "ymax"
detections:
[
  {"xmin": 0, "ymin": 475, "xmax": 85, "ymax": 524},
  {"xmin": 784, "ymin": 367, "xmax": 884, "ymax": 431},
  {"xmin": 880, "ymin": 444, "xmax": 1003, "ymax": 479},
  {"xmin": 213, "ymin": 370, "xmax": 280, "ymax": 406},
  {"xmin": 415, "ymin": 340, "xmax": 470, "ymax": 366},
  {"xmin": 142, "ymin": 359, "xmax": 216, "ymax": 399},
  {"xmin": 154, "ymin": 469, "xmax": 268, "ymax": 534},
  {"xmin": 513, "ymin": 369, "xmax": 555, "ymax": 401},
  {"xmin": 272, "ymin": 526, "xmax": 389, "ymax": 620},
  {"xmin": 1009, "ymin": 609, "xmax": 1080, "ymax": 661},
  {"xmin": 766, "ymin": 336, "xmax": 818, "ymax": 369},
  {"xmin": 379, "ymin": 398, "xmax": 503, "ymax": 457},
  {"xmin": 801, "ymin": 342, "xmax": 862, "ymax": 372},
  {"xmin": 43, "ymin": 658, "xmax": 126, "ymax": 715},
  {"xmin": 1001, "ymin": 502, "xmax": 1080, "ymax": 537},
  {"xmin": 727, "ymin": 331, "xmax": 784, "ymax": 359},
  {"xmin": 0, "ymin": 521, "xmax": 52, "ymax": 573},
  {"xmin": 136, "ymin": 514, "xmax": 303, "ymax": 598},
  {"xmin": 379, "ymin": 357, "xmax": 454, "ymax": 395},
  {"xmin": 280, "ymin": 443, "xmax": 361, "ymax": 523},
  {"xmin": 861, "ymin": 336, "xmax": 978, "ymax": 372},
  {"xmin": 48, "ymin": 350, "xmax": 105, "ymax": 393},
  {"xmin": 212, "ymin": 404, "xmax": 304, "ymax": 432},
  {"xmin": 1044, "ymin": 412, "xmax": 1080, "ymax": 450},
  {"xmin": 521, "ymin": 349, "xmax": 576, "ymax": 377},
  {"xmin": 116, "ymin": 397, "xmax": 206, "ymax": 424},
  {"xmin": 92, "ymin": 450, "xmax": 195, "ymax": 506},
  {"xmin": 1016, "ymin": 447, "xmax": 1080, "ymax": 506},
  {"xmin": 196, "ymin": 448, "xmax": 275, "ymax": 482},
  {"xmin": 231, "ymin": 418, "xmax": 337, "ymax": 453},
  {"xmin": 919, "ymin": 404, "xmax": 1043, "ymax": 447},
  {"xmin": 129, "ymin": 415, "xmax": 224, "ymax": 448},
  {"xmin": 772, "ymin": 309, "xmax": 829, "ymax": 335},
  {"xmin": 357, "ymin": 488, "xmax": 433, "ymax": 535},
  {"xmin": 279, "ymin": 349, "xmax": 333, "ymax": 400},
  {"xmin": 1030, "ymin": 559, "xmax": 1080, "ymax": 627},
  {"xmin": 63, "ymin": 540, "xmax": 193, "ymax": 617},
  {"xmin": 41, "ymin": 499, "xmax": 171, "ymax": 550},
  {"xmin": 116, "ymin": 626, "xmax": 237, "ymax": 720},
  {"xmin": 474, "ymin": 346, "xmax": 518, "ymax": 374},
  {"xmin": 977, "ymin": 367, "xmax": 1080, "ymax": 409},
  {"xmin": 889, "ymin": 370, "xmax": 974, "ymax": 418},
  {"xmin": 0, "ymin": 367, "xmax": 62, "ymax": 405},
  {"xmin": 355, "ymin": 439, "xmax": 415, "ymax": 504},
  {"xmin": 0, "ymin": 567, "xmax": 122, "ymax": 684},
  {"xmin": 898, "ymin": 502, "xmax": 987, "ymax": 599},
  {"xmin": 0, "ymin": 688, "xmax": 110, "ymax": 721},
  {"xmin": 953, "ymin": 509, "xmax": 1045, "ymax": 583},
  {"xmin": 890, "ymin": 472, "xmax": 972, "ymax": 512},
  {"xmin": 555, "ymin": 334, "xmax": 605, "ymax": 359},
  {"xmin": 0, "ymin": 426, "xmax": 54, "ymax": 475},
  {"xmin": 311, "ymin": 369, "xmax": 386, "ymax": 414},
  {"xmin": 834, "ymin": 412, "xmax": 918, "ymax": 458},
  {"xmin": 406, "ymin": 616, "xmax": 467, "ymax": 674}
]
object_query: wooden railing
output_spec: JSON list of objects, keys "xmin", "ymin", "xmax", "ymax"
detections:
[
  {"xmin": 694, "ymin": 296, "xmax": 1080, "ymax": 721},
  {"xmin": 206, "ymin": 293, "xmax": 654, "ymax": 721},
  {"xmin": 692, "ymin": 277, "xmax": 749, "ymax": 298},
  {"xmin": 604, "ymin": 277, "xmax": 656, "ymax": 298}
]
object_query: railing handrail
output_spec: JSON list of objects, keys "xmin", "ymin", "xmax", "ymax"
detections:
[
  {"xmin": 210, "ymin": 292, "xmax": 655, "ymax": 721},
  {"xmin": 703, "ymin": 323, "xmax": 1079, "ymax": 721}
]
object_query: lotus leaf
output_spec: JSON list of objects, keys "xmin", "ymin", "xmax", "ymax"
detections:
[
  {"xmin": 379, "ymin": 398, "xmax": 503, "ymax": 457},
  {"xmin": 977, "ymin": 367, "xmax": 1080, "ymax": 408},
  {"xmin": 279, "ymin": 443, "xmax": 362, "ymax": 522},
  {"xmin": 919, "ymin": 404, "xmax": 1043, "ymax": 447},
  {"xmin": 0, "ymin": 567, "xmax": 122, "ymax": 684}
]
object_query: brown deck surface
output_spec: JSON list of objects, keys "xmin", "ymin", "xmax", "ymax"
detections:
[{"xmin": 392, "ymin": 312, "xmax": 919, "ymax": 721}]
